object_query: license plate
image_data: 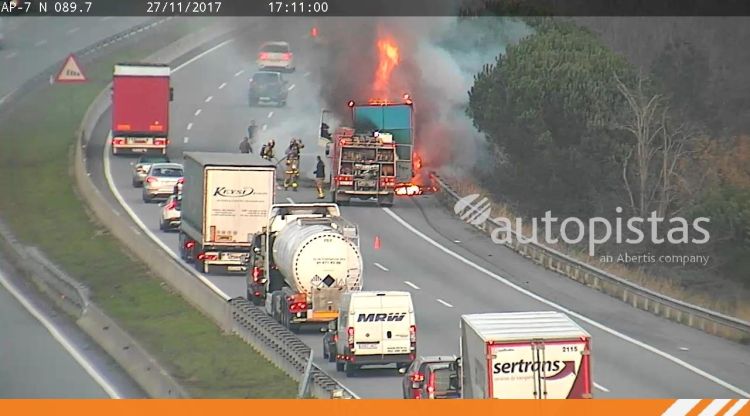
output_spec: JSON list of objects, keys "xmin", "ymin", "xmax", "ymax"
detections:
[
  {"xmin": 357, "ymin": 343, "xmax": 378, "ymax": 350},
  {"xmin": 132, "ymin": 148, "xmax": 147, "ymax": 153},
  {"xmin": 227, "ymin": 266, "xmax": 244, "ymax": 271}
]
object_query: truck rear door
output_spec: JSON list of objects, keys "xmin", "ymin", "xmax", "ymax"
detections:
[
  {"xmin": 379, "ymin": 304, "xmax": 411, "ymax": 356},
  {"xmin": 488, "ymin": 338, "xmax": 589, "ymax": 399}
]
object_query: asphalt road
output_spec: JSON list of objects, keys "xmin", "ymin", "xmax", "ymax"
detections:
[
  {"xmin": 0, "ymin": 16, "xmax": 150, "ymax": 398},
  {"xmin": 87, "ymin": 20, "xmax": 750, "ymax": 398},
  {"xmin": 0, "ymin": 16, "xmax": 151, "ymax": 99}
]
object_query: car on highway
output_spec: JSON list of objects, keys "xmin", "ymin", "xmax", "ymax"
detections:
[
  {"xmin": 248, "ymin": 71, "xmax": 288, "ymax": 107},
  {"xmin": 256, "ymin": 41, "xmax": 295, "ymax": 72},
  {"xmin": 158, "ymin": 193, "xmax": 181, "ymax": 231},
  {"xmin": 142, "ymin": 162, "xmax": 183, "ymax": 203},
  {"xmin": 411, "ymin": 361, "xmax": 461, "ymax": 399},
  {"xmin": 400, "ymin": 355, "xmax": 458, "ymax": 399},
  {"xmin": 131, "ymin": 154, "xmax": 171, "ymax": 187}
]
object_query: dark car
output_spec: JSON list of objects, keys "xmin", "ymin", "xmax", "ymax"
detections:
[
  {"xmin": 321, "ymin": 320, "xmax": 338, "ymax": 362},
  {"xmin": 400, "ymin": 355, "xmax": 458, "ymax": 399},
  {"xmin": 248, "ymin": 71, "xmax": 288, "ymax": 107},
  {"xmin": 415, "ymin": 362, "xmax": 461, "ymax": 399}
]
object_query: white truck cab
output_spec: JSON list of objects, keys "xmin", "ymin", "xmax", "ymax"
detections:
[{"xmin": 335, "ymin": 291, "xmax": 416, "ymax": 377}]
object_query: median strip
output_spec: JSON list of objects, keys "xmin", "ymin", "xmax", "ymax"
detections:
[{"xmin": 0, "ymin": 19, "xmax": 297, "ymax": 398}]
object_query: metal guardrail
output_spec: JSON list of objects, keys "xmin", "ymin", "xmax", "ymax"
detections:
[
  {"xmin": 430, "ymin": 172, "xmax": 750, "ymax": 343},
  {"xmin": 63, "ymin": 19, "xmax": 359, "ymax": 398}
]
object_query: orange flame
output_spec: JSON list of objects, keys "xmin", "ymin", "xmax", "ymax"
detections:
[{"xmin": 373, "ymin": 36, "xmax": 400, "ymax": 96}]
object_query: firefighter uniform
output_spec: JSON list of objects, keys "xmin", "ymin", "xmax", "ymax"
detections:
[
  {"xmin": 283, "ymin": 139, "xmax": 304, "ymax": 191},
  {"xmin": 261, "ymin": 140, "xmax": 275, "ymax": 161}
]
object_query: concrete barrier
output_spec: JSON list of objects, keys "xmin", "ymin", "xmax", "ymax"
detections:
[{"xmin": 72, "ymin": 21, "xmax": 358, "ymax": 399}]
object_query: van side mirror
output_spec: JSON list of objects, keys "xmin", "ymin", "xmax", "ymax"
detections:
[{"xmin": 398, "ymin": 367, "xmax": 407, "ymax": 374}]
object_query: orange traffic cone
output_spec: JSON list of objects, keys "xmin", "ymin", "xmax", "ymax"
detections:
[{"xmin": 374, "ymin": 236, "xmax": 381, "ymax": 250}]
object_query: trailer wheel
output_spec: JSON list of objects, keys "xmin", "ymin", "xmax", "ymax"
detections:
[
  {"xmin": 344, "ymin": 362, "xmax": 358, "ymax": 377},
  {"xmin": 336, "ymin": 361, "xmax": 345, "ymax": 372}
]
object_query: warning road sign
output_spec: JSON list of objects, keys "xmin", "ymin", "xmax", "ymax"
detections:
[{"xmin": 55, "ymin": 54, "xmax": 87, "ymax": 83}]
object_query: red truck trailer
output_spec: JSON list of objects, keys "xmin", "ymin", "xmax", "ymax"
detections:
[
  {"xmin": 111, "ymin": 63, "xmax": 172, "ymax": 155},
  {"xmin": 460, "ymin": 312, "xmax": 593, "ymax": 399}
]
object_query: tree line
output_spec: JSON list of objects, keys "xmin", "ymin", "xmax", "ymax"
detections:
[{"xmin": 466, "ymin": 18, "xmax": 750, "ymax": 285}]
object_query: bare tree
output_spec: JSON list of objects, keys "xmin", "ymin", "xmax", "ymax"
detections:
[{"xmin": 615, "ymin": 73, "xmax": 695, "ymax": 218}]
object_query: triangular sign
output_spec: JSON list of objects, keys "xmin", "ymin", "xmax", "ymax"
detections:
[{"xmin": 55, "ymin": 54, "xmax": 87, "ymax": 83}]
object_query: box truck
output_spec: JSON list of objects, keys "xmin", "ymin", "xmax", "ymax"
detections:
[
  {"xmin": 111, "ymin": 63, "xmax": 172, "ymax": 155},
  {"xmin": 460, "ymin": 311, "xmax": 592, "ymax": 399},
  {"xmin": 179, "ymin": 152, "xmax": 275, "ymax": 274}
]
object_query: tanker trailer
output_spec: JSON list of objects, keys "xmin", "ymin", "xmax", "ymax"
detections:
[{"xmin": 247, "ymin": 203, "xmax": 363, "ymax": 332}]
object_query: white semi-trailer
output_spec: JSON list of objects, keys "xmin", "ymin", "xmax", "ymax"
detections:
[
  {"xmin": 247, "ymin": 204, "xmax": 363, "ymax": 332},
  {"xmin": 179, "ymin": 152, "xmax": 275, "ymax": 274},
  {"xmin": 460, "ymin": 312, "xmax": 593, "ymax": 399}
]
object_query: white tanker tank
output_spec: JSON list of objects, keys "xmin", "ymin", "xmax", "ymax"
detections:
[{"xmin": 272, "ymin": 219, "xmax": 363, "ymax": 295}]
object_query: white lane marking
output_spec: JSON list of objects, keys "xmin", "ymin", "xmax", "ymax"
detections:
[
  {"xmin": 204, "ymin": 96, "xmax": 213, "ymax": 103},
  {"xmin": 194, "ymin": 109, "xmax": 202, "ymax": 116},
  {"xmin": 0, "ymin": 269, "xmax": 122, "ymax": 398},
  {"xmin": 593, "ymin": 382, "xmax": 610, "ymax": 393},
  {"xmin": 288, "ymin": 83, "xmax": 296, "ymax": 91},
  {"xmin": 303, "ymin": 71, "xmax": 311, "ymax": 77},
  {"xmin": 267, "ymin": 111, "xmax": 274, "ymax": 118},
  {"xmin": 183, "ymin": 137, "xmax": 189, "ymax": 143},
  {"xmin": 5, "ymin": 51, "xmax": 18, "ymax": 59},
  {"xmin": 66, "ymin": 27, "xmax": 81, "ymax": 35},
  {"xmin": 234, "ymin": 69, "xmax": 245, "ymax": 77},
  {"xmin": 373, "ymin": 262, "xmax": 389, "ymax": 272},
  {"xmin": 436, "ymin": 299, "xmax": 453, "ymax": 308},
  {"xmin": 186, "ymin": 122, "xmax": 193, "ymax": 130},
  {"xmin": 103, "ymin": 132, "xmax": 230, "ymax": 300},
  {"xmin": 381, "ymin": 208, "xmax": 750, "ymax": 398},
  {"xmin": 0, "ymin": 93, "xmax": 10, "ymax": 105},
  {"xmin": 725, "ymin": 400, "xmax": 749, "ymax": 416},
  {"xmin": 172, "ymin": 38, "xmax": 234, "ymax": 72},
  {"xmin": 100, "ymin": 16, "xmax": 113, "ymax": 21},
  {"xmin": 663, "ymin": 399, "xmax": 702, "ymax": 416},
  {"xmin": 262, "ymin": 124, "xmax": 267, "ymax": 131},
  {"xmin": 679, "ymin": 347, "xmax": 689, "ymax": 351},
  {"xmin": 698, "ymin": 399, "xmax": 732, "ymax": 416},
  {"xmin": 218, "ymin": 82, "xmax": 227, "ymax": 90},
  {"xmin": 34, "ymin": 39, "xmax": 48, "ymax": 47},
  {"xmin": 404, "ymin": 281, "xmax": 420, "ymax": 290},
  {"xmin": 285, "ymin": 197, "xmax": 295, "ymax": 204},
  {"xmin": 103, "ymin": 38, "xmax": 362, "ymax": 398}
]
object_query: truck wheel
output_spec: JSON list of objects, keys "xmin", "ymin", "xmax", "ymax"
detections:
[
  {"xmin": 142, "ymin": 192, "xmax": 152, "ymax": 203},
  {"xmin": 159, "ymin": 219, "xmax": 165, "ymax": 231},
  {"xmin": 336, "ymin": 361, "xmax": 345, "ymax": 372},
  {"xmin": 322, "ymin": 343, "xmax": 328, "ymax": 360},
  {"xmin": 288, "ymin": 322, "xmax": 300, "ymax": 333},
  {"xmin": 345, "ymin": 362, "xmax": 358, "ymax": 377},
  {"xmin": 328, "ymin": 347, "xmax": 336, "ymax": 362},
  {"xmin": 132, "ymin": 178, "xmax": 141, "ymax": 188}
]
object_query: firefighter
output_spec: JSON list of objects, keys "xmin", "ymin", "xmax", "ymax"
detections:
[
  {"xmin": 260, "ymin": 139, "xmax": 275, "ymax": 161},
  {"xmin": 283, "ymin": 138, "xmax": 304, "ymax": 191},
  {"xmin": 247, "ymin": 120, "xmax": 257, "ymax": 141},
  {"xmin": 239, "ymin": 136, "xmax": 252, "ymax": 154},
  {"xmin": 314, "ymin": 155, "xmax": 326, "ymax": 199}
]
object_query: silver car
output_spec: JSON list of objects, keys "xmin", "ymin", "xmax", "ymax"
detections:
[
  {"xmin": 142, "ymin": 163, "xmax": 183, "ymax": 203},
  {"xmin": 159, "ymin": 193, "xmax": 181, "ymax": 231},
  {"xmin": 257, "ymin": 41, "xmax": 295, "ymax": 72},
  {"xmin": 132, "ymin": 154, "xmax": 170, "ymax": 187}
]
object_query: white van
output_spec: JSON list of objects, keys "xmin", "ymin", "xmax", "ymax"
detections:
[{"xmin": 334, "ymin": 291, "xmax": 416, "ymax": 377}]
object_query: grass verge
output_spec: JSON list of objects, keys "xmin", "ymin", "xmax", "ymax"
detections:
[
  {"xmin": 441, "ymin": 175, "xmax": 750, "ymax": 323},
  {"xmin": 0, "ymin": 19, "xmax": 297, "ymax": 397}
]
